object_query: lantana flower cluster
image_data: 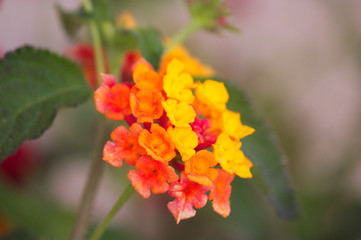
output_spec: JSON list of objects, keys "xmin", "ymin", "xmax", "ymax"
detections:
[{"xmin": 94, "ymin": 52, "xmax": 254, "ymax": 223}]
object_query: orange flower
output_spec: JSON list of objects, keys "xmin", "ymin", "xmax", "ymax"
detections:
[
  {"xmin": 0, "ymin": 214, "xmax": 13, "ymax": 237},
  {"xmin": 209, "ymin": 169, "xmax": 234, "ymax": 218},
  {"xmin": 159, "ymin": 44, "xmax": 214, "ymax": 77},
  {"xmin": 167, "ymin": 172, "xmax": 209, "ymax": 223},
  {"xmin": 138, "ymin": 123, "xmax": 176, "ymax": 163},
  {"xmin": 94, "ymin": 74, "xmax": 131, "ymax": 120},
  {"xmin": 129, "ymin": 87, "xmax": 164, "ymax": 123},
  {"xmin": 128, "ymin": 156, "xmax": 179, "ymax": 198},
  {"xmin": 184, "ymin": 150, "xmax": 218, "ymax": 187},
  {"xmin": 103, "ymin": 123, "xmax": 145, "ymax": 167},
  {"xmin": 133, "ymin": 61, "xmax": 163, "ymax": 91},
  {"xmin": 115, "ymin": 12, "xmax": 136, "ymax": 30}
]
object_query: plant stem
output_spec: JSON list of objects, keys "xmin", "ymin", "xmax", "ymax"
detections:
[
  {"xmin": 90, "ymin": 184, "xmax": 135, "ymax": 240},
  {"xmin": 69, "ymin": 117, "xmax": 107, "ymax": 240},
  {"xmin": 164, "ymin": 20, "xmax": 202, "ymax": 53},
  {"xmin": 69, "ymin": 1, "xmax": 107, "ymax": 239},
  {"xmin": 82, "ymin": 0, "xmax": 105, "ymax": 85}
]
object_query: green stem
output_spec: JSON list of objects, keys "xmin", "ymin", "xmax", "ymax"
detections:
[
  {"xmin": 164, "ymin": 20, "xmax": 202, "ymax": 53},
  {"xmin": 69, "ymin": 1, "xmax": 107, "ymax": 239},
  {"xmin": 82, "ymin": 0, "xmax": 105, "ymax": 85},
  {"xmin": 69, "ymin": 116, "xmax": 108, "ymax": 240},
  {"xmin": 90, "ymin": 184, "xmax": 135, "ymax": 240}
]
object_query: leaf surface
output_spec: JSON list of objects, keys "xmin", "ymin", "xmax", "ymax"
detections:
[
  {"xmin": 225, "ymin": 80, "xmax": 299, "ymax": 219},
  {"xmin": 0, "ymin": 46, "xmax": 91, "ymax": 161}
]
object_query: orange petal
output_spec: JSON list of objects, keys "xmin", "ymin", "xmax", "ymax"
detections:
[
  {"xmin": 138, "ymin": 124, "xmax": 176, "ymax": 163},
  {"xmin": 129, "ymin": 87, "xmax": 164, "ymax": 123},
  {"xmin": 209, "ymin": 169, "xmax": 234, "ymax": 218},
  {"xmin": 127, "ymin": 156, "xmax": 179, "ymax": 198}
]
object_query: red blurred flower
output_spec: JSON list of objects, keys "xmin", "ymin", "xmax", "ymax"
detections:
[
  {"xmin": 0, "ymin": 142, "xmax": 38, "ymax": 186},
  {"xmin": 66, "ymin": 43, "xmax": 109, "ymax": 89},
  {"xmin": 120, "ymin": 51, "xmax": 141, "ymax": 82}
]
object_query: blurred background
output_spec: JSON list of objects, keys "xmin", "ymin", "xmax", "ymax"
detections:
[{"xmin": 0, "ymin": 0, "xmax": 361, "ymax": 239}]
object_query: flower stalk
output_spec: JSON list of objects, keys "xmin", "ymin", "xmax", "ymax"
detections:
[
  {"xmin": 81, "ymin": 0, "xmax": 105, "ymax": 86},
  {"xmin": 69, "ymin": 117, "xmax": 107, "ymax": 240},
  {"xmin": 69, "ymin": 0, "xmax": 107, "ymax": 239},
  {"xmin": 90, "ymin": 184, "xmax": 135, "ymax": 240},
  {"xmin": 164, "ymin": 20, "xmax": 202, "ymax": 53}
]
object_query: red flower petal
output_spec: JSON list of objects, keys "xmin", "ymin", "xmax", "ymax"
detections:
[
  {"xmin": 103, "ymin": 123, "xmax": 145, "ymax": 166},
  {"xmin": 209, "ymin": 169, "xmax": 234, "ymax": 218},
  {"xmin": 128, "ymin": 156, "xmax": 178, "ymax": 198},
  {"xmin": 167, "ymin": 173, "xmax": 208, "ymax": 223},
  {"xmin": 94, "ymin": 74, "xmax": 132, "ymax": 120}
]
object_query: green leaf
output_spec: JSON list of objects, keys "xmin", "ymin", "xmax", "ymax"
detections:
[
  {"xmin": 91, "ymin": 0, "xmax": 112, "ymax": 23},
  {"xmin": 224, "ymin": 81, "xmax": 299, "ymax": 219},
  {"xmin": 130, "ymin": 27, "xmax": 164, "ymax": 70},
  {"xmin": 56, "ymin": 0, "xmax": 113, "ymax": 39},
  {"xmin": 56, "ymin": 4, "xmax": 85, "ymax": 39},
  {"xmin": 0, "ymin": 46, "xmax": 91, "ymax": 162}
]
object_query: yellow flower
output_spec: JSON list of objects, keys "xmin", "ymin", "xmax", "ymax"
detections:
[
  {"xmin": 163, "ymin": 59, "xmax": 195, "ymax": 104},
  {"xmin": 116, "ymin": 12, "xmax": 136, "ymax": 29},
  {"xmin": 167, "ymin": 126, "xmax": 198, "ymax": 161},
  {"xmin": 212, "ymin": 110, "xmax": 255, "ymax": 140},
  {"xmin": 184, "ymin": 150, "xmax": 218, "ymax": 187},
  {"xmin": 160, "ymin": 44, "xmax": 215, "ymax": 77},
  {"xmin": 162, "ymin": 99, "xmax": 196, "ymax": 128},
  {"xmin": 195, "ymin": 80, "xmax": 229, "ymax": 117},
  {"xmin": 222, "ymin": 110, "xmax": 255, "ymax": 139},
  {"xmin": 213, "ymin": 133, "xmax": 252, "ymax": 178}
]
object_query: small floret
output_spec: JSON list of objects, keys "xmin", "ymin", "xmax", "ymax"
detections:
[
  {"xmin": 94, "ymin": 74, "xmax": 131, "ymax": 120},
  {"xmin": 213, "ymin": 133, "xmax": 253, "ymax": 178},
  {"xmin": 167, "ymin": 127, "xmax": 198, "ymax": 161},
  {"xmin": 128, "ymin": 156, "xmax": 179, "ymax": 198},
  {"xmin": 167, "ymin": 173, "xmax": 209, "ymax": 223},
  {"xmin": 212, "ymin": 110, "xmax": 255, "ymax": 140},
  {"xmin": 163, "ymin": 59, "xmax": 195, "ymax": 104},
  {"xmin": 129, "ymin": 87, "xmax": 164, "ymax": 123},
  {"xmin": 133, "ymin": 61, "xmax": 163, "ymax": 91},
  {"xmin": 103, "ymin": 123, "xmax": 145, "ymax": 167},
  {"xmin": 138, "ymin": 124, "xmax": 176, "ymax": 163},
  {"xmin": 159, "ymin": 44, "xmax": 214, "ymax": 77},
  {"xmin": 190, "ymin": 117, "xmax": 217, "ymax": 150},
  {"xmin": 209, "ymin": 169, "xmax": 234, "ymax": 218},
  {"xmin": 195, "ymin": 80, "xmax": 228, "ymax": 117},
  {"xmin": 184, "ymin": 150, "xmax": 218, "ymax": 187},
  {"xmin": 162, "ymin": 99, "xmax": 196, "ymax": 128}
]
